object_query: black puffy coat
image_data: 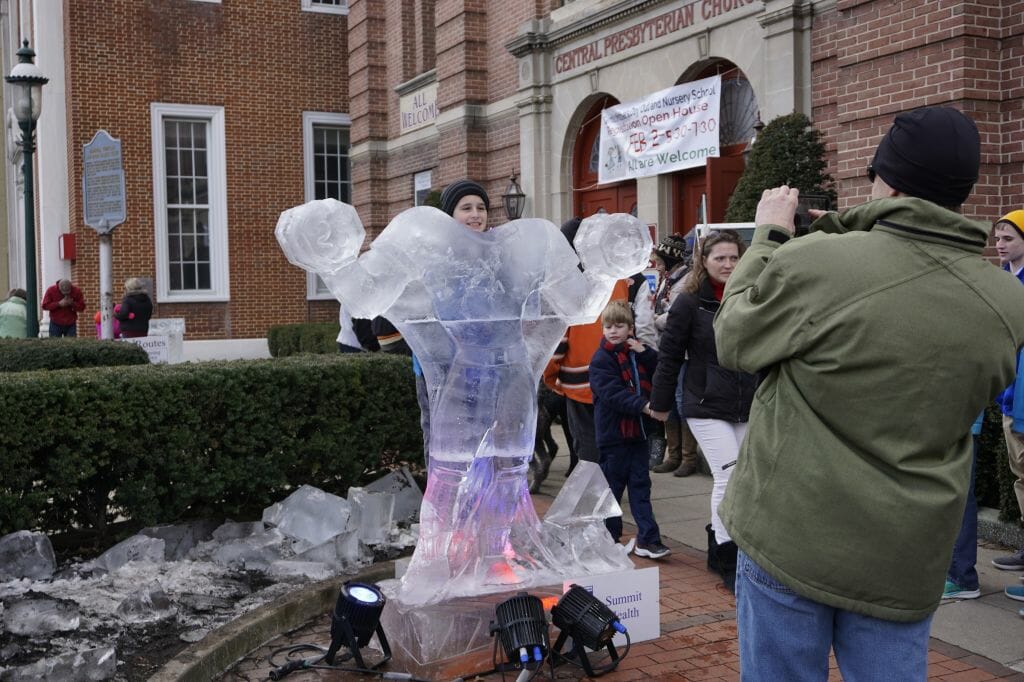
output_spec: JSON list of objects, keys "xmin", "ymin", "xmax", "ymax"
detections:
[
  {"xmin": 649, "ymin": 277, "xmax": 757, "ymax": 422},
  {"xmin": 114, "ymin": 291, "xmax": 153, "ymax": 335}
]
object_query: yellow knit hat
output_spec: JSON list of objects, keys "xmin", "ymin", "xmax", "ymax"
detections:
[{"xmin": 998, "ymin": 209, "xmax": 1024, "ymax": 237}]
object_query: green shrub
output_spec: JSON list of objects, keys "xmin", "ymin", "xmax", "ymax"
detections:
[
  {"xmin": 725, "ymin": 112, "xmax": 836, "ymax": 222},
  {"xmin": 267, "ymin": 322, "xmax": 341, "ymax": 357},
  {"xmin": 976, "ymin": 403, "xmax": 1022, "ymax": 524},
  {"xmin": 0, "ymin": 353, "xmax": 420, "ymax": 536},
  {"xmin": 0, "ymin": 338, "xmax": 150, "ymax": 372}
]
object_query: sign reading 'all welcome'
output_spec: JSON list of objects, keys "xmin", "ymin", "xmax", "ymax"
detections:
[{"xmin": 598, "ymin": 75, "xmax": 721, "ymax": 184}]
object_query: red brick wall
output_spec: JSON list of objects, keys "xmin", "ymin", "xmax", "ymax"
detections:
[
  {"xmin": 63, "ymin": 0, "xmax": 349, "ymax": 338},
  {"xmin": 812, "ymin": 0, "xmax": 1024, "ymax": 230}
]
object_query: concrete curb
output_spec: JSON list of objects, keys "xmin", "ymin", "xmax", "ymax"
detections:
[
  {"xmin": 149, "ymin": 562, "xmax": 395, "ymax": 682},
  {"xmin": 978, "ymin": 506, "xmax": 1024, "ymax": 551}
]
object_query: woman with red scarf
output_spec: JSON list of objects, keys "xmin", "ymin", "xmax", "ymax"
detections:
[{"xmin": 648, "ymin": 229, "xmax": 758, "ymax": 591}]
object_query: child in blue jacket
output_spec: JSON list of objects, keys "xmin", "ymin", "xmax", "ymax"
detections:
[{"xmin": 589, "ymin": 300, "xmax": 670, "ymax": 559}]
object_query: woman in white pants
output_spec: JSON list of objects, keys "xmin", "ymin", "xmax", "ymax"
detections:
[{"xmin": 648, "ymin": 229, "xmax": 758, "ymax": 592}]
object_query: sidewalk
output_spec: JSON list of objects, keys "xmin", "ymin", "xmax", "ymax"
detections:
[{"xmin": 219, "ymin": 437, "xmax": 1024, "ymax": 680}]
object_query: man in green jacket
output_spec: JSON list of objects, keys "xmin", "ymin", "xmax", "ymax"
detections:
[{"xmin": 714, "ymin": 106, "xmax": 1024, "ymax": 680}]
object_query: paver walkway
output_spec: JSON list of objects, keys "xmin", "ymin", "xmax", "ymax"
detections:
[{"xmin": 221, "ymin": 487, "xmax": 1023, "ymax": 681}]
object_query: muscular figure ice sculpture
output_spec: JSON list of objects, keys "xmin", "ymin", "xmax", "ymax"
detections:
[{"xmin": 276, "ymin": 200, "xmax": 651, "ymax": 605}]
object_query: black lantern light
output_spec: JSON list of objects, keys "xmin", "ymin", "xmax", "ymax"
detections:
[
  {"xmin": 5, "ymin": 40, "xmax": 49, "ymax": 338},
  {"xmin": 502, "ymin": 171, "xmax": 526, "ymax": 220},
  {"xmin": 323, "ymin": 581, "xmax": 391, "ymax": 669},
  {"xmin": 550, "ymin": 584, "xmax": 629, "ymax": 677},
  {"xmin": 489, "ymin": 592, "xmax": 549, "ymax": 673}
]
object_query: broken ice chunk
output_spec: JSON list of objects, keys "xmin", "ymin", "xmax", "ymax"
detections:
[
  {"xmin": 139, "ymin": 520, "xmax": 219, "ymax": 561},
  {"xmin": 542, "ymin": 461, "xmax": 621, "ymax": 527},
  {"xmin": 0, "ymin": 531, "xmax": 57, "ymax": 582},
  {"xmin": 3, "ymin": 595, "xmax": 80, "ymax": 635},
  {"xmin": 116, "ymin": 582, "xmax": 176, "ymax": 624},
  {"xmin": 347, "ymin": 487, "xmax": 396, "ymax": 545},
  {"xmin": 364, "ymin": 467, "xmax": 423, "ymax": 524},
  {"xmin": 211, "ymin": 520, "xmax": 264, "ymax": 542},
  {"xmin": 267, "ymin": 560, "xmax": 333, "ymax": 581},
  {"xmin": 211, "ymin": 528, "xmax": 288, "ymax": 571},
  {"xmin": 263, "ymin": 485, "xmax": 351, "ymax": 547},
  {"xmin": 90, "ymin": 535, "xmax": 165, "ymax": 574}
]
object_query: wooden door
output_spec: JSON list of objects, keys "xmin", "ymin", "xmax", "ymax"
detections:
[{"xmin": 705, "ymin": 155, "xmax": 746, "ymax": 223}]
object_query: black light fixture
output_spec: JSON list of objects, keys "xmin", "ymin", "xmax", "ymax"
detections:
[
  {"xmin": 323, "ymin": 581, "xmax": 391, "ymax": 670},
  {"xmin": 502, "ymin": 171, "xmax": 526, "ymax": 220},
  {"xmin": 550, "ymin": 584, "xmax": 629, "ymax": 677},
  {"xmin": 5, "ymin": 40, "xmax": 49, "ymax": 339},
  {"xmin": 742, "ymin": 113, "xmax": 765, "ymax": 165},
  {"xmin": 489, "ymin": 592, "xmax": 549, "ymax": 673}
]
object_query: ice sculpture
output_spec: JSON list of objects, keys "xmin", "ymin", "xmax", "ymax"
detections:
[{"xmin": 276, "ymin": 200, "xmax": 651, "ymax": 606}]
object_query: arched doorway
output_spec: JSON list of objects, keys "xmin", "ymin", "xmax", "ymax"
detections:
[
  {"xmin": 572, "ymin": 96, "xmax": 637, "ymax": 218},
  {"xmin": 671, "ymin": 61, "xmax": 759, "ymax": 235}
]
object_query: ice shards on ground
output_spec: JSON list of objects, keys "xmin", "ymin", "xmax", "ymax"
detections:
[
  {"xmin": 0, "ymin": 646, "xmax": 116, "ymax": 681},
  {"xmin": 3, "ymin": 595, "xmax": 81, "ymax": 635},
  {"xmin": 0, "ymin": 532, "xmax": 56, "ymax": 582},
  {"xmin": 262, "ymin": 485, "xmax": 352, "ymax": 547}
]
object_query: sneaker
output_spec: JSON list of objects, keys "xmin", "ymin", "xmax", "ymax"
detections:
[
  {"xmin": 991, "ymin": 548, "xmax": 1024, "ymax": 571},
  {"xmin": 1005, "ymin": 585, "xmax": 1024, "ymax": 602},
  {"xmin": 942, "ymin": 580, "xmax": 980, "ymax": 600},
  {"xmin": 634, "ymin": 542, "xmax": 671, "ymax": 560}
]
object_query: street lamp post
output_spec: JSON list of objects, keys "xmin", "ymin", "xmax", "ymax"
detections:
[{"xmin": 5, "ymin": 40, "xmax": 49, "ymax": 338}]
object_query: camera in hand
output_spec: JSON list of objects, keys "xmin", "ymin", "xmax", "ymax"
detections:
[{"xmin": 794, "ymin": 192, "xmax": 833, "ymax": 236}]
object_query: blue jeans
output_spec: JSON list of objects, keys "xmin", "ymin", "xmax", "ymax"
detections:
[
  {"xmin": 599, "ymin": 441, "xmax": 661, "ymax": 545},
  {"xmin": 48, "ymin": 322, "xmax": 77, "ymax": 337},
  {"xmin": 948, "ymin": 437, "xmax": 979, "ymax": 589},
  {"xmin": 736, "ymin": 551, "xmax": 933, "ymax": 681}
]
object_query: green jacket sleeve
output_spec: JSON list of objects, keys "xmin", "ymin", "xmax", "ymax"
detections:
[{"xmin": 713, "ymin": 224, "xmax": 810, "ymax": 374}]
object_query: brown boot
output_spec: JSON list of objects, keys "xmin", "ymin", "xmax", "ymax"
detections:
[
  {"xmin": 674, "ymin": 421, "xmax": 699, "ymax": 477},
  {"xmin": 652, "ymin": 420, "xmax": 682, "ymax": 473}
]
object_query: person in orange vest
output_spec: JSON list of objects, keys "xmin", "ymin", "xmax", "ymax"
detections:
[{"xmin": 543, "ymin": 217, "xmax": 632, "ymax": 473}]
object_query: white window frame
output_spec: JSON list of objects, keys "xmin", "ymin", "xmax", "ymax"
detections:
[
  {"xmin": 301, "ymin": 0, "xmax": 348, "ymax": 15},
  {"xmin": 151, "ymin": 103, "xmax": 230, "ymax": 302},
  {"xmin": 303, "ymin": 111, "xmax": 352, "ymax": 300}
]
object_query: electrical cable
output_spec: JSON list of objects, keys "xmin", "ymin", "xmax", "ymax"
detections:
[{"xmin": 267, "ymin": 643, "xmax": 431, "ymax": 681}]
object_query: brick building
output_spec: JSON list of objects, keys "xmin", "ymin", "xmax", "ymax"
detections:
[{"xmin": 2, "ymin": 0, "xmax": 1022, "ymax": 350}]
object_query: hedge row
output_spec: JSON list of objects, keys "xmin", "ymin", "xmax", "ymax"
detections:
[
  {"xmin": 0, "ymin": 354, "xmax": 421, "ymax": 537},
  {"xmin": 976, "ymin": 404, "xmax": 1021, "ymax": 523},
  {"xmin": 267, "ymin": 322, "xmax": 341, "ymax": 357},
  {"xmin": 0, "ymin": 338, "xmax": 149, "ymax": 372}
]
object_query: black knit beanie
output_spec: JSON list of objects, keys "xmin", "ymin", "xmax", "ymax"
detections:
[
  {"xmin": 560, "ymin": 217, "xmax": 582, "ymax": 252},
  {"xmin": 870, "ymin": 106, "xmax": 980, "ymax": 207},
  {"xmin": 440, "ymin": 179, "xmax": 490, "ymax": 216}
]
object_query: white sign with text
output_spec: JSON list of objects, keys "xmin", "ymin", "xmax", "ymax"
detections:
[
  {"xmin": 120, "ymin": 335, "xmax": 170, "ymax": 364},
  {"xmin": 599, "ymin": 75, "xmax": 721, "ymax": 183},
  {"xmin": 563, "ymin": 566, "xmax": 660, "ymax": 646}
]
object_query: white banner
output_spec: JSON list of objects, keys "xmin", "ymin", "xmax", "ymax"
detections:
[{"xmin": 598, "ymin": 75, "xmax": 721, "ymax": 183}]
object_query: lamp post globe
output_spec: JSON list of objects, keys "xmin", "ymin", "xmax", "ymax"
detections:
[{"xmin": 5, "ymin": 40, "xmax": 49, "ymax": 338}]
